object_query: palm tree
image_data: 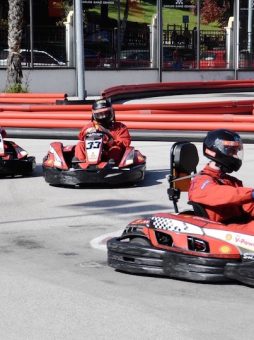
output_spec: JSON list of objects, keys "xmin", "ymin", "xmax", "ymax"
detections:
[{"xmin": 6, "ymin": 0, "xmax": 24, "ymax": 92}]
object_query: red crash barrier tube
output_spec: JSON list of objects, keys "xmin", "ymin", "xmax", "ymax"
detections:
[
  {"xmin": 2, "ymin": 112, "xmax": 254, "ymax": 122},
  {"xmin": 0, "ymin": 100, "xmax": 253, "ymax": 114},
  {"xmin": 102, "ymin": 80, "xmax": 254, "ymax": 98},
  {"xmin": 0, "ymin": 106, "xmax": 250, "ymax": 115},
  {"xmin": 113, "ymin": 100, "xmax": 254, "ymax": 111},
  {"xmin": 115, "ymin": 107, "xmax": 252, "ymax": 115},
  {"xmin": 1, "ymin": 119, "xmax": 254, "ymax": 132},
  {"xmin": 0, "ymin": 92, "xmax": 67, "ymax": 98},
  {"xmin": 0, "ymin": 119, "xmax": 89, "ymax": 128},
  {"xmin": 0, "ymin": 107, "xmax": 251, "ymax": 119},
  {"xmin": 0, "ymin": 98, "xmax": 65, "ymax": 104},
  {"xmin": 0, "ymin": 112, "xmax": 91, "ymax": 120},
  {"xmin": 0, "ymin": 104, "xmax": 91, "ymax": 112}
]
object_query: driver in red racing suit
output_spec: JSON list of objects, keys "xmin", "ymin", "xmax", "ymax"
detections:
[
  {"xmin": 188, "ymin": 129, "xmax": 254, "ymax": 225},
  {"xmin": 74, "ymin": 98, "xmax": 131, "ymax": 166}
]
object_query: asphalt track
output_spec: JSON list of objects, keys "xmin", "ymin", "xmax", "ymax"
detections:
[{"xmin": 1, "ymin": 138, "xmax": 254, "ymax": 340}]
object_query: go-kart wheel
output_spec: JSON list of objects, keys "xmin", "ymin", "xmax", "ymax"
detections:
[{"xmin": 130, "ymin": 237, "xmax": 150, "ymax": 246}]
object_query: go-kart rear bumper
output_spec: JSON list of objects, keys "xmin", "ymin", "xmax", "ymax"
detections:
[
  {"xmin": 107, "ymin": 237, "xmax": 254, "ymax": 285},
  {"xmin": 43, "ymin": 163, "xmax": 146, "ymax": 186},
  {"xmin": 0, "ymin": 156, "xmax": 36, "ymax": 176}
]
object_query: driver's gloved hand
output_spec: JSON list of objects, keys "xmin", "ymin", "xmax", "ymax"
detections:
[{"xmin": 103, "ymin": 134, "xmax": 114, "ymax": 147}]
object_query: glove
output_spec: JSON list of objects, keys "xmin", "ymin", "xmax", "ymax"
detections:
[{"xmin": 103, "ymin": 134, "xmax": 114, "ymax": 147}]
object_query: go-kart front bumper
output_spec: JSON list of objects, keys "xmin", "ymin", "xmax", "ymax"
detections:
[
  {"xmin": 107, "ymin": 237, "xmax": 254, "ymax": 286},
  {"xmin": 43, "ymin": 163, "xmax": 146, "ymax": 186},
  {"xmin": 0, "ymin": 156, "xmax": 36, "ymax": 176}
]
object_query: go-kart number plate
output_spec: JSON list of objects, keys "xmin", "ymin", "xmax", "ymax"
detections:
[
  {"xmin": 86, "ymin": 141, "xmax": 101, "ymax": 150},
  {"xmin": 85, "ymin": 140, "xmax": 102, "ymax": 163},
  {"xmin": 0, "ymin": 134, "xmax": 4, "ymax": 156}
]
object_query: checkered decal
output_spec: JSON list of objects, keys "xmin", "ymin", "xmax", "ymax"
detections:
[{"xmin": 151, "ymin": 216, "xmax": 204, "ymax": 235}]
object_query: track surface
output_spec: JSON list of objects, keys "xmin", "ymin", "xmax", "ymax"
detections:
[{"xmin": 1, "ymin": 139, "xmax": 254, "ymax": 340}]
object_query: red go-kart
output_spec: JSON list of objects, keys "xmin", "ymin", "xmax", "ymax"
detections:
[
  {"xmin": 107, "ymin": 141, "xmax": 254, "ymax": 287},
  {"xmin": 42, "ymin": 130, "xmax": 146, "ymax": 187},
  {"xmin": 0, "ymin": 127, "xmax": 36, "ymax": 177}
]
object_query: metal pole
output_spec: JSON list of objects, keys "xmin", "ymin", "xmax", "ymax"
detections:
[
  {"xmin": 196, "ymin": 0, "xmax": 200, "ymax": 69},
  {"xmin": 234, "ymin": 0, "xmax": 240, "ymax": 79},
  {"xmin": 29, "ymin": 0, "xmax": 34, "ymax": 67},
  {"xmin": 117, "ymin": 0, "xmax": 121, "ymax": 68},
  {"xmin": 247, "ymin": 0, "xmax": 253, "ymax": 53},
  {"xmin": 157, "ymin": 0, "xmax": 162, "ymax": 82},
  {"xmin": 74, "ymin": 0, "xmax": 86, "ymax": 100}
]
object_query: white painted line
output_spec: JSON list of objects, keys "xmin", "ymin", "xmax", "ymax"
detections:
[{"xmin": 90, "ymin": 230, "xmax": 123, "ymax": 251}]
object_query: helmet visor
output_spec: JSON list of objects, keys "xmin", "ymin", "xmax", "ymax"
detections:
[
  {"xmin": 93, "ymin": 108, "xmax": 112, "ymax": 120},
  {"xmin": 215, "ymin": 138, "xmax": 243, "ymax": 161}
]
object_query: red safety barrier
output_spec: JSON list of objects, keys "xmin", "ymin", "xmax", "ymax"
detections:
[
  {"xmin": 1, "ymin": 83, "xmax": 254, "ymax": 133},
  {"xmin": 0, "ymin": 100, "xmax": 252, "ymax": 115},
  {"xmin": 0, "ymin": 103, "xmax": 253, "ymax": 119},
  {"xmin": 0, "ymin": 119, "xmax": 89, "ymax": 128},
  {"xmin": 0, "ymin": 92, "xmax": 67, "ymax": 98},
  {"xmin": 0, "ymin": 92, "xmax": 67, "ymax": 105},
  {"xmin": 102, "ymin": 80, "xmax": 254, "ymax": 98},
  {"xmin": 0, "ymin": 104, "xmax": 91, "ymax": 112},
  {"xmin": 113, "ymin": 100, "xmax": 254, "ymax": 111},
  {"xmin": 2, "ymin": 112, "xmax": 254, "ymax": 122},
  {"xmin": 0, "ymin": 112, "xmax": 90, "ymax": 120},
  {"xmin": 1, "ymin": 118, "xmax": 254, "ymax": 132},
  {"xmin": 0, "ymin": 98, "xmax": 64, "ymax": 104}
]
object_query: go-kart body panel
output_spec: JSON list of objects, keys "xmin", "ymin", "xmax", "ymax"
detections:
[
  {"xmin": 42, "ymin": 141, "xmax": 146, "ymax": 186},
  {"xmin": 107, "ymin": 212, "xmax": 254, "ymax": 286},
  {"xmin": 0, "ymin": 136, "xmax": 36, "ymax": 176}
]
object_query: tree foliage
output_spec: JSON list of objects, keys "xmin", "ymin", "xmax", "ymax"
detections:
[{"xmin": 201, "ymin": 0, "xmax": 231, "ymax": 27}]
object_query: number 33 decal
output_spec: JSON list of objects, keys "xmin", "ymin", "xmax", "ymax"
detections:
[{"xmin": 86, "ymin": 141, "xmax": 102, "ymax": 150}]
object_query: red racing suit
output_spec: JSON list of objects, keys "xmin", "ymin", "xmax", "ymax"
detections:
[
  {"xmin": 188, "ymin": 164, "xmax": 254, "ymax": 224},
  {"xmin": 74, "ymin": 120, "xmax": 131, "ymax": 164}
]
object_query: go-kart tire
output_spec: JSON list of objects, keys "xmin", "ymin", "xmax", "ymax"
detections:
[
  {"xmin": 224, "ymin": 261, "xmax": 254, "ymax": 287},
  {"xmin": 107, "ymin": 237, "xmax": 165, "ymax": 276},
  {"xmin": 22, "ymin": 156, "xmax": 36, "ymax": 175},
  {"xmin": 107, "ymin": 236, "xmax": 239, "ymax": 283},
  {"xmin": 130, "ymin": 237, "xmax": 151, "ymax": 246},
  {"xmin": 163, "ymin": 252, "xmax": 236, "ymax": 283}
]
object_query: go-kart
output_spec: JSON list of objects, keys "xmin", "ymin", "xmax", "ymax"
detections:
[
  {"xmin": 107, "ymin": 141, "xmax": 254, "ymax": 287},
  {"xmin": 0, "ymin": 127, "xmax": 36, "ymax": 177},
  {"xmin": 42, "ymin": 130, "xmax": 146, "ymax": 186}
]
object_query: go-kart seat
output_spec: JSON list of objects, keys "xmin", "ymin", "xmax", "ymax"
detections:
[
  {"xmin": 167, "ymin": 141, "xmax": 208, "ymax": 218},
  {"xmin": 188, "ymin": 200, "xmax": 208, "ymax": 218}
]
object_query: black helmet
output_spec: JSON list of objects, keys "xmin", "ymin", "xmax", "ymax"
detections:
[
  {"xmin": 92, "ymin": 99, "xmax": 114, "ymax": 128},
  {"xmin": 203, "ymin": 129, "xmax": 243, "ymax": 173}
]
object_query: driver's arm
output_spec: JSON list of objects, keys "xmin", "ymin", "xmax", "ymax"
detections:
[
  {"xmin": 112, "ymin": 123, "xmax": 131, "ymax": 148},
  {"xmin": 78, "ymin": 123, "xmax": 94, "ymax": 140},
  {"xmin": 189, "ymin": 175, "xmax": 253, "ymax": 207}
]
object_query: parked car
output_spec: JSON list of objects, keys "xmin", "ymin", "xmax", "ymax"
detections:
[
  {"xmin": 0, "ymin": 49, "xmax": 65, "ymax": 67},
  {"xmin": 239, "ymin": 49, "xmax": 254, "ymax": 68},
  {"xmin": 163, "ymin": 46, "xmax": 195, "ymax": 70},
  {"xmin": 103, "ymin": 49, "xmax": 151, "ymax": 68},
  {"xmin": 84, "ymin": 48, "xmax": 103, "ymax": 68},
  {"xmin": 119, "ymin": 49, "xmax": 150, "ymax": 68},
  {"xmin": 103, "ymin": 48, "xmax": 195, "ymax": 69},
  {"xmin": 199, "ymin": 50, "xmax": 227, "ymax": 69}
]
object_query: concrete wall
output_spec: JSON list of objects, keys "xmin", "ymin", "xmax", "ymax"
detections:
[{"xmin": 1, "ymin": 68, "xmax": 254, "ymax": 97}]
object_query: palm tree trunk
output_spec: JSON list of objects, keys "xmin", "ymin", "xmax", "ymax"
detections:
[
  {"xmin": 6, "ymin": 0, "xmax": 24, "ymax": 90},
  {"xmin": 119, "ymin": 0, "xmax": 129, "ymax": 48}
]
